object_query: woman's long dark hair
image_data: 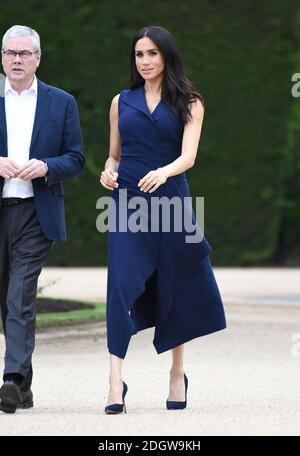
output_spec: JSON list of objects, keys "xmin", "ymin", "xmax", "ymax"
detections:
[{"xmin": 129, "ymin": 26, "xmax": 204, "ymax": 124}]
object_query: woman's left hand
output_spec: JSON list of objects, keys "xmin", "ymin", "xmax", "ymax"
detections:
[{"xmin": 138, "ymin": 168, "xmax": 168, "ymax": 193}]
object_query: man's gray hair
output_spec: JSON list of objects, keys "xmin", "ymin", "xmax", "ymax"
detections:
[{"xmin": 2, "ymin": 25, "xmax": 41, "ymax": 52}]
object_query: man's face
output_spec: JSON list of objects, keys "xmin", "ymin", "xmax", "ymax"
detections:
[{"xmin": 1, "ymin": 36, "xmax": 41, "ymax": 84}]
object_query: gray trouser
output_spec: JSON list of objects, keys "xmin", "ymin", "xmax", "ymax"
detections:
[{"xmin": 0, "ymin": 199, "xmax": 52, "ymax": 391}]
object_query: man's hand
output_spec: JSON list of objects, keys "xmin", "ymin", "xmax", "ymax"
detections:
[
  {"xmin": 0, "ymin": 157, "xmax": 22, "ymax": 179},
  {"xmin": 17, "ymin": 159, "xmax": 48, "ymax": 180}
]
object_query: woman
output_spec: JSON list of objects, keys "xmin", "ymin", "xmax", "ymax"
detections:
[{"xmin": 100, "ymin": 26, "xmax": 226, "ymax": 414}]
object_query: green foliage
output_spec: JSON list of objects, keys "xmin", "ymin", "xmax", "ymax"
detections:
[{"xmin": 0, "ymin": 0, "xmax": 298, "ymax": 265}]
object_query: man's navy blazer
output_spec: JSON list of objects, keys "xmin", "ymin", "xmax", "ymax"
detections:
[{"xmin": 0, "ymin": 78, "xmax": 85, "ymax": 240}]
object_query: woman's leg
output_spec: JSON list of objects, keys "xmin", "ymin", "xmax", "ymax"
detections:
[
  {"xmin": 106, "ymin": 354, "xmax": 124, "ymax": 405},
  {"xmin": 168, "ymin": 344, "xmax": 186, "ymax": 401}
]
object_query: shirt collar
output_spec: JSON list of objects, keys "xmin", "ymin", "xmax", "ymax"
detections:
[{"xmin": 5, "ymin": 75, "xmax": 38, "ymax": 96}]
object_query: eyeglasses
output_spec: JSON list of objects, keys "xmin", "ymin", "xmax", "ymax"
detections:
[{"xmin": 2, "ymin": 50, "xmax": 39, "ymax": 61}]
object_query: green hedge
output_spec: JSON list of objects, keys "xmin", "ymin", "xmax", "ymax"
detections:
[{"xmin": 0, "ymin": 0, "xmax": 298, "ymax": 265}]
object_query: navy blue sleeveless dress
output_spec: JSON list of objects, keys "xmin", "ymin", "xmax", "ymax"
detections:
[{"xmin": 106, "ymin": 84, "xmax": 226, "ymax": 359}]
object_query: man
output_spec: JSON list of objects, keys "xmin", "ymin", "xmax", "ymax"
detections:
[{"xmin": 0, "ymin": 25, "xmax": 84, "ymax": 413}]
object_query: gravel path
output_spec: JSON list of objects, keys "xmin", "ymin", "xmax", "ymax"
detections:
[{"xmin": 0, "ymin": 268, "xmax": 299, "ymax": 436}]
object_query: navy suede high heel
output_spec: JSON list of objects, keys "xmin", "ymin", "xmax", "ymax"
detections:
[
  {"xmin": 105, "ymin": 381, "xmax": 128, "ymax": 414},
  {"xmin": 166, "ymin": 373, "xmax": 188, "ymax": 410}
]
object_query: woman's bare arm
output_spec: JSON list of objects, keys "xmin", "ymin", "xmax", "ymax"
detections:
[{"xmin": 100, "ymin": 94, "xmax": 121, "ymax": 190}]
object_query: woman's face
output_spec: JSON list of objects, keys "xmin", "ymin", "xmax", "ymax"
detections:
[{"xmin": 135, "ymin": 37, "xmax": 164, "ymax": 81}]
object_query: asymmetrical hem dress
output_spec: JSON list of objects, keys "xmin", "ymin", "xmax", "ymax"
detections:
[{"xmin": 106, "ymin": 84, "xmax": 226, "ymax": 359}]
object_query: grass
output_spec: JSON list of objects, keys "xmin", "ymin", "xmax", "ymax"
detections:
[
  {"xmin": 36, "ymin": 300, "xmax": 106, "ymax": 328},
  {"xmin": 0, "ymin": 300, "xmax": 106, "ymax": 331}
]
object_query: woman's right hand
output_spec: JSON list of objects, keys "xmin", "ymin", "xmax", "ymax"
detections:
[{"xmin": 99, "ymin": 167, "xmax": 119, "ymax": 190}]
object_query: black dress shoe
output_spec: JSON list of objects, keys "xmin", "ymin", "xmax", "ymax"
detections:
[
  {"xmin": 18, "ymin": 389, "xmax": 33, "ymax": 409},
  {"xmin": 0, "ymin": 381, "xmax": 22, "ymax": 413}
]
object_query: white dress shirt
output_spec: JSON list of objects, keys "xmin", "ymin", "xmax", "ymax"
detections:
[{"xmin": 2, "ymin": 76, "xmax": 38, "ymax": 198}]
